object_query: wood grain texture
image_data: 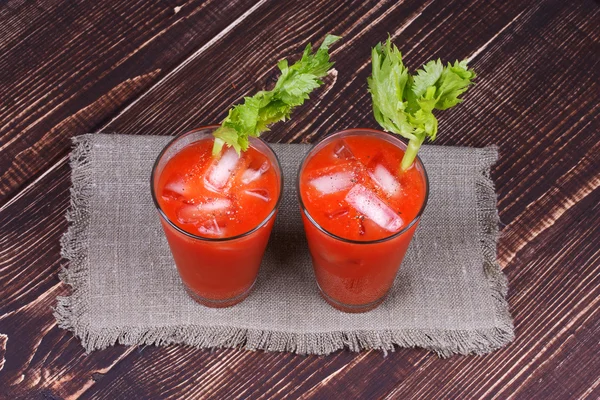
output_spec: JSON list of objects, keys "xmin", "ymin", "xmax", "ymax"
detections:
[
  {"xmin": 0, "ymin": 0, "xmax": 259, "ymax": 203},
  {"xmin": 1, "ymin": 0, "xmax": 599, "ymax": 398}
]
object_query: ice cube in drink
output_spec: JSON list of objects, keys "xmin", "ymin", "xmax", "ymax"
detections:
[
  {"xmin": 368, "ymin": 164, "xmax": 401, "ymax": 197},
  {"xmin": 309, "ymin": 171, "xmax": 354, "ymax": 195},
  {"xmin": 244, "ymin": 188, "xmax": 271, "ymax": 202},
  {"xmin": 345, "ymin": 184, "xmax": 403, "ymax": 232},
  {"xmin": 205, "ymin": 147, "xmax": 241, "ymax": 191},
  {"xmin": 161, "ymin": 179, "xmax": 190, "ymax": 202},
  {"xmin": 241, "ymin": 160, "xmax": 270, "ymax": 184},
  {"xmin": 176, "ymin": 198, "xmax": 232, "ymax": 225},
  {"xmin": 332, "ymin": 140, "xmax": 357, "ymax": 161}
]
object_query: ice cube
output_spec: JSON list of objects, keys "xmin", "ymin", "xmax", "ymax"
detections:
[
  {"xmin": 177, "ymin": 204, "xmax": 202, "ymax": 224},
  {"xmin": 161, "ymin": 192, "xmax": 180, "ymax": 202},
  {"xmin": 368, "ymin": 164, "xmax": 401, "ymax": 197},
  {"xmin": 198, "ymin": 198, "xmax": 231, "ymax": 212},
  {"xmin": 309, "ymin": 171, "xmax": 354, "ymax": 195},
  {"xmin": 205, "ymin": 147, "xmax": 240, "ymax": 190},
  {"xmin": 161, "ymin": 179, "xmax": 189, "ymax": 201},
  {"xmin": 241, "ymin": 161, "xmax": 270, "ymax": 184},
  {"xmin": 176, "ymin": 198, "xmax": 231, "ymax": 224},
  {"xmin": 345, "ymin": 184, "xmax": 403, "ymax": 232},
  {"xmin": 332, "ymin": 140, "xmax": 373, "ymax": 182},
  {"xmin": 197, "ymin": 218, "xmax": 224, "ymax": 237},
  {"xmin": 244, "ymin": 188, "xmax": 271, "ymax": 202},
  {"xmin": 333, "ymin": 140, "xmax": 356, "ymax": 161},
  {"xmin": 165, "ymin": 180, "xmax": 187, "ymax": 195}
]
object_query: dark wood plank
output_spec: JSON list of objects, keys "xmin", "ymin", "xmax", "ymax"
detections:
[
  {"xmin": 0, "ymin": 0, "xmax": 260, "ymax": 203},
  {"xmin": 100, "ymin": 0, "xmax": 542, "ymax": 140},
  {"xmin": 0, "ymin": 333, "xmax": 6, "ymax": 373},
  {"xmin": 0, "ymin": 160, "xmax": 69, "ymax": 315},
  {"xmin": 0, "ymin": 160, "xmax": 137, "ymax": 398},
  {"xmin": 0, "ymin": 0, "xmax": 599, "ymax": 398}
]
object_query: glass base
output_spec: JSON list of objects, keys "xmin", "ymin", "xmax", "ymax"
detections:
[
  {"xmin": 184, "ymin": 281, "xmax": 255, "ymax": 308},
  {"xmin": 317, "ymin": 285, "xmax": 387, "ymax": 313}
]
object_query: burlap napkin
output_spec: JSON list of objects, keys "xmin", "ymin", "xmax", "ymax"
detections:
[{"xmin": 55, "ymin": 134, "xmax": 513, "ymax": 356}]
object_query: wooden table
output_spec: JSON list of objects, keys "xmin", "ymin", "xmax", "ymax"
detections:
[{"xmin": 1, "ymin": 0, "xmax": 598, "ymax": 398}]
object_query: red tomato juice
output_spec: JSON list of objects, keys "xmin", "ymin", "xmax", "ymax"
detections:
[
  {"xmin": 299, "ymin": 129, "xmax": 428, "ymax": 312},
  {"xmin": 152, "ymin": 128, "xmax": 281, "ymax": 307}
]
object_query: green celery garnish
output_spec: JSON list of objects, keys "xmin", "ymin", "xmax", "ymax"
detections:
[
  {"xmin": 368, "ymin": 38, "xmax": 476, "ymax": 171},
  {"xmin": 212, "ymin": 34, "xmax": 341, "ymax": 155}
]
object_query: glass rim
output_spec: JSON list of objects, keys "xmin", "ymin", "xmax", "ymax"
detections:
[
  {"xmin": 296, "ymin": 127, "xmax": 430, "ymax": 245},
  {"xmin": 150, "ymin": 125, "xmax": 284, "ymax": 242}
]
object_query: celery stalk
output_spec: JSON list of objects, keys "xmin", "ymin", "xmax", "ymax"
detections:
[{"xmin": 368, "ymin": 37, "xmax": 476, "ymax": 172}]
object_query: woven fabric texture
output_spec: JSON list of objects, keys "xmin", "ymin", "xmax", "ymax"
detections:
[{"xmin": 55, "ymin": 134, "xmax": 513, "ymax": 356}]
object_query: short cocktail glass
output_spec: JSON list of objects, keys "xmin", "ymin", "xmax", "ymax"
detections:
[
  {"xmin": 151, "ymin": 126, "xmax": 283, "ymax": 308},
  {"xmin": 298, "ymin": 129, "xmax": 429, "ymax": 313}
]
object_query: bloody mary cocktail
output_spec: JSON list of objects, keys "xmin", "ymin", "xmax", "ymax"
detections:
[
  {"xmin": 298, "ymin": 129, "xmax": 428, "ymax": 313},
  {"xmin": 151, "ymin": 126, "xmax": 282, "ymax": 307}
]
